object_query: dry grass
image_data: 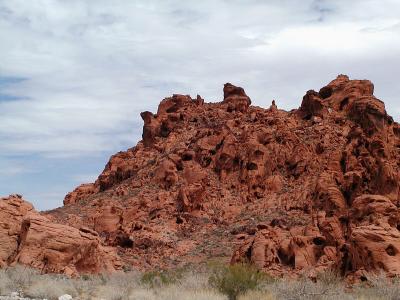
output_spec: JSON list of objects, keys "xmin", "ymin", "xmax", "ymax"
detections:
[
  {"xmin": 1, "ymin": 265, "xmax": 400, "ymax": 299},
  {"xmin": 0, "ymin": 269, "xmax": 12, "ymax": 296}
]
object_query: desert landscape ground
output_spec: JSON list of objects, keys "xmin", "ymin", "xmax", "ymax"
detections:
[{"xmin": 1, "ymin": 75, "xmax": 400, "ymax": 299}]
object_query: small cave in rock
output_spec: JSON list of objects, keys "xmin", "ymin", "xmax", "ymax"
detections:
[
  {"xmin": 182, "ymin": 153, "xmax": 193, "ymax": 161},
  {"xmin": 244, "ymin": 244, "xmax": 253, "ymax": 261},
  {"xmin": 304, "ymin": 114, "xmax": 313, "ymax": 121},
  {"xmin": 233, "ymin": 157, "xmax": 240, "ymax": 168},
  {"xmin": 278, "ymin": 248, "xmax": 295, "ymax": 267},
  {"xmin": 326, "ymin": 210, "xmax": 335, "ymax": 218},
  {"xmin": 115, "ymin": 233, "xmax": 134, "ymax": 248},
  {"xmin": 160, "ymin": 123, "xmax": 171, "ymax": 137},
  {"xmin": 386, "ymin": 245, "xmax": 397, "ymax": 256},
  {"xmin": 316, "ymin": 143, "xmax": 324, "ymax": 154},
  {"xmin": 133, "ymin": 223, "xmax": 143, "ymax": 231},
  {"xmin": 319, "ymin": 86, "xmax": 333, "ymax": 99},
  {"xmin": 176, "ymin": 216, "xmax": 184, "ymax": 224},
  {"xmin": 176, "ymin": 161, "xmax": 184, "ymax": 171},
  {"xmin": 247, "ymin": 162, "xmax": 258, "ymax": 170},
  {"xmin": 343, "ymin": 190, "xmax": 352, "ymax": 207},
  {"xmin": 254, "ymin": 150, "xmax": 264, "ymax": 158},
  {"xmin": 303, "ymin": 204, "xmax": 311, "ymax": 214},
  {"xmin": 339, "ymin": 98, "xmax": 349, "ymax": 111},
  {"xmin": 313, "ymin": 237, "xmax": 325, "ymax": 246},
  {"xmin": 17, "ymin": 220, "xmax": 31, "ymax": 248},
  {"xmin": 339, "ymin": 216, "xmax": 349, "ymax": 225},
  {"xmin": 340, "ymin": 156, "xmax": 347, "ymax": 173}
]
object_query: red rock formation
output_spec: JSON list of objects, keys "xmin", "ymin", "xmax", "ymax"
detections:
[
  {"xmin": 231, "ymin": 77, "xmax": 400, "ymax": 280},
  {"xmin": 0, "ymin": 195, "xmax": 121, "ymax": 275},
  {"xmin": 222, "ymin": 83, "xmax": 251, "ymax": 112},
  {"xmin": 3, "ymin": 78, "xmax": 400, "ymax": 280}
]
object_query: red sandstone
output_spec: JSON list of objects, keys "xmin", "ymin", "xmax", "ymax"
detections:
[{"xmin": 1, "ymin": 75, "xmax": 400, "ymax": 281}]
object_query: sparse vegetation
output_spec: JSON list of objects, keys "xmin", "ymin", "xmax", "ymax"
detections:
[
  {"xmin": 208, "ymin": 262, "xmax": 272, "ymax": 300},
  {"xmin": 2, "ymin": 265, "xmax": 400, "ymax": 299},
  {"xmin": 141, "ymin": 268, "xmax": 184, "ymax": 288}
]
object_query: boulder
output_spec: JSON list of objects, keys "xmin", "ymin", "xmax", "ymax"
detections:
[{"xmin": 0, "ymin": 195, "xmax": 121, "ymax": 275}]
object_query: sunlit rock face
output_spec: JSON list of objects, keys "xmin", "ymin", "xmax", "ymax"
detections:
[{"xmin": 3, "ymin": 76, "xmax": 400, "ymax": 281}]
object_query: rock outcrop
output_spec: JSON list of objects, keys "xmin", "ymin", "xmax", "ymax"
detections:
[
  {"xmin": 231, "ymin": 77, "xmax": 400, "ymax": 280},
  {"xmin": 0, "ymin": 195, "xmax": 121, "ymax": 275},
  {"xmin": 3, "ymin": 78, "xmax": 400, "ymax": 280}
]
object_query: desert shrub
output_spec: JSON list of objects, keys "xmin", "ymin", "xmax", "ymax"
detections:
[
  {"xmin": 0, "ymin": 269, "xmax": 12, "ymax": 295},
  {"xmin": 71, "ymin": 275, "xmax": 104, "ymax": 299},
  {"xmin": 266, "ymin": 273, "xmax": 350, "ymax": 300},
  {"xmin": 92, "ymin": 272, "xmax": 141, "ymax": 300},
  {"xmin": 208, "ymin": 263, "xmax": 269, "ymax": 300},
  {"xmin": 94, "ymin": 284, "xmax": 131, "ymax": 300},
  {"xmin": 140, "ymin": 268, "xmax": 184, "ymax": 288},
  {"xmin": 152, "ymin": 285, "xmax": 227, "ymax": 300},
  {"xmin": 4, "ymin": 265, "xmax": 38, "ymax": 293},
  {"xmin": 176, "ymin": 270, "xmax": 210, "ymax": 290},
  {"xmin": 353, "ymin": 273, "xmax": 400, "ymax": 300},
  {"xmin": 238, "ymin": 289, "xmax": 275, "ymax": 300},
  {"xmin": 315, "ymin": 269, "xmax": 342, "ymax": 287},
  {"xmin": 24, "ymin": 275, "xmax": 76, "ymax": 300}
]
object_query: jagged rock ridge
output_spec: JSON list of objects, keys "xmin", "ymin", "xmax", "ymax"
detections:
[{"xmin": 1, "ymin": 75, "xmax": 399, "ymax": 281}]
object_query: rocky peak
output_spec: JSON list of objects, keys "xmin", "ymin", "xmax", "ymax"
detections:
[
  {"xmin": 222, "ymin": 83, "xmax": 251, "ymax": 112},
  {"xmin": 3, "ymin": 75, "xmax": 400, "ymax": 281},
  {"xmin": 299, "ymin": 75, "xmax": 389, "ymax": 136}
]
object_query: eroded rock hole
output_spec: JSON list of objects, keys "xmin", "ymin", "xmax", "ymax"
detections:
[
  {"xmin": 386, "ymin": 245, "xmax": 397, "ymax": 256},
  {"xmin": 340, "ymin": 156, "xmax": 347, "ymax": 173},
  {"xmin": 319, "ymin": 86, "xmax": 333, "ymax": 99},
  {"xmin": 133, "ymin": 224, "xmax": 143, "ymax": 231},
  {"xmin": 304, "ymin": 114, "xmax": 313, "ymax": 121},
  {"xmin": 116, "ymin": 234, "xmax": 134, "ymax": 248},
  {"xmin": 254, "ymin": 150, "xmax": 264, "ymax": 158},
  {"xmin": 247, "ymin": 162, "xmax": 258, "ymax": 170},
  {"xmin": 339, "ymin": 98, "xmax": 349, "ymax": 111},
  {"xmin": 176, "ymin": 161, "xmax": 184, "ymax": 171},
  {"xmin": 160, "ymin": 123, "xmax": 170, "ymax": 137},
  {"xmin": 182, "ymin": 153, "xmax": 193, "ymax": 161},
  {"xmin": 278, "ymin": 249, "xmax": 295, "ymax": 267}
]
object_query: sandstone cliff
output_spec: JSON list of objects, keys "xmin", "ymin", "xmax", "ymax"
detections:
[{"xmin": 2, "ymin": 75, "xmax": 400, "ymax": 280}]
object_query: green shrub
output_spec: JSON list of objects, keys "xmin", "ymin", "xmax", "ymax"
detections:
[{"xmin": 208, "ymin": 263, "xmax": 269, "ymax": 300}]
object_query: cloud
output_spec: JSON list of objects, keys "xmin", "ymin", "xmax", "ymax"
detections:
[{"xmin": 0, "ymin": 0, "xmax": 399, "ymax": 209}]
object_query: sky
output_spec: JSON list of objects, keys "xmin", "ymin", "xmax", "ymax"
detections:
[{"xmin": 0, "ymin": 0, "xmax": 400, "ymax": 210}]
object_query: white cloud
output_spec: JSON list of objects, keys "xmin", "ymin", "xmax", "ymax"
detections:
[{"xmin": 0, "ymin": 0, "xmax": 399, "ymax": 208}]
